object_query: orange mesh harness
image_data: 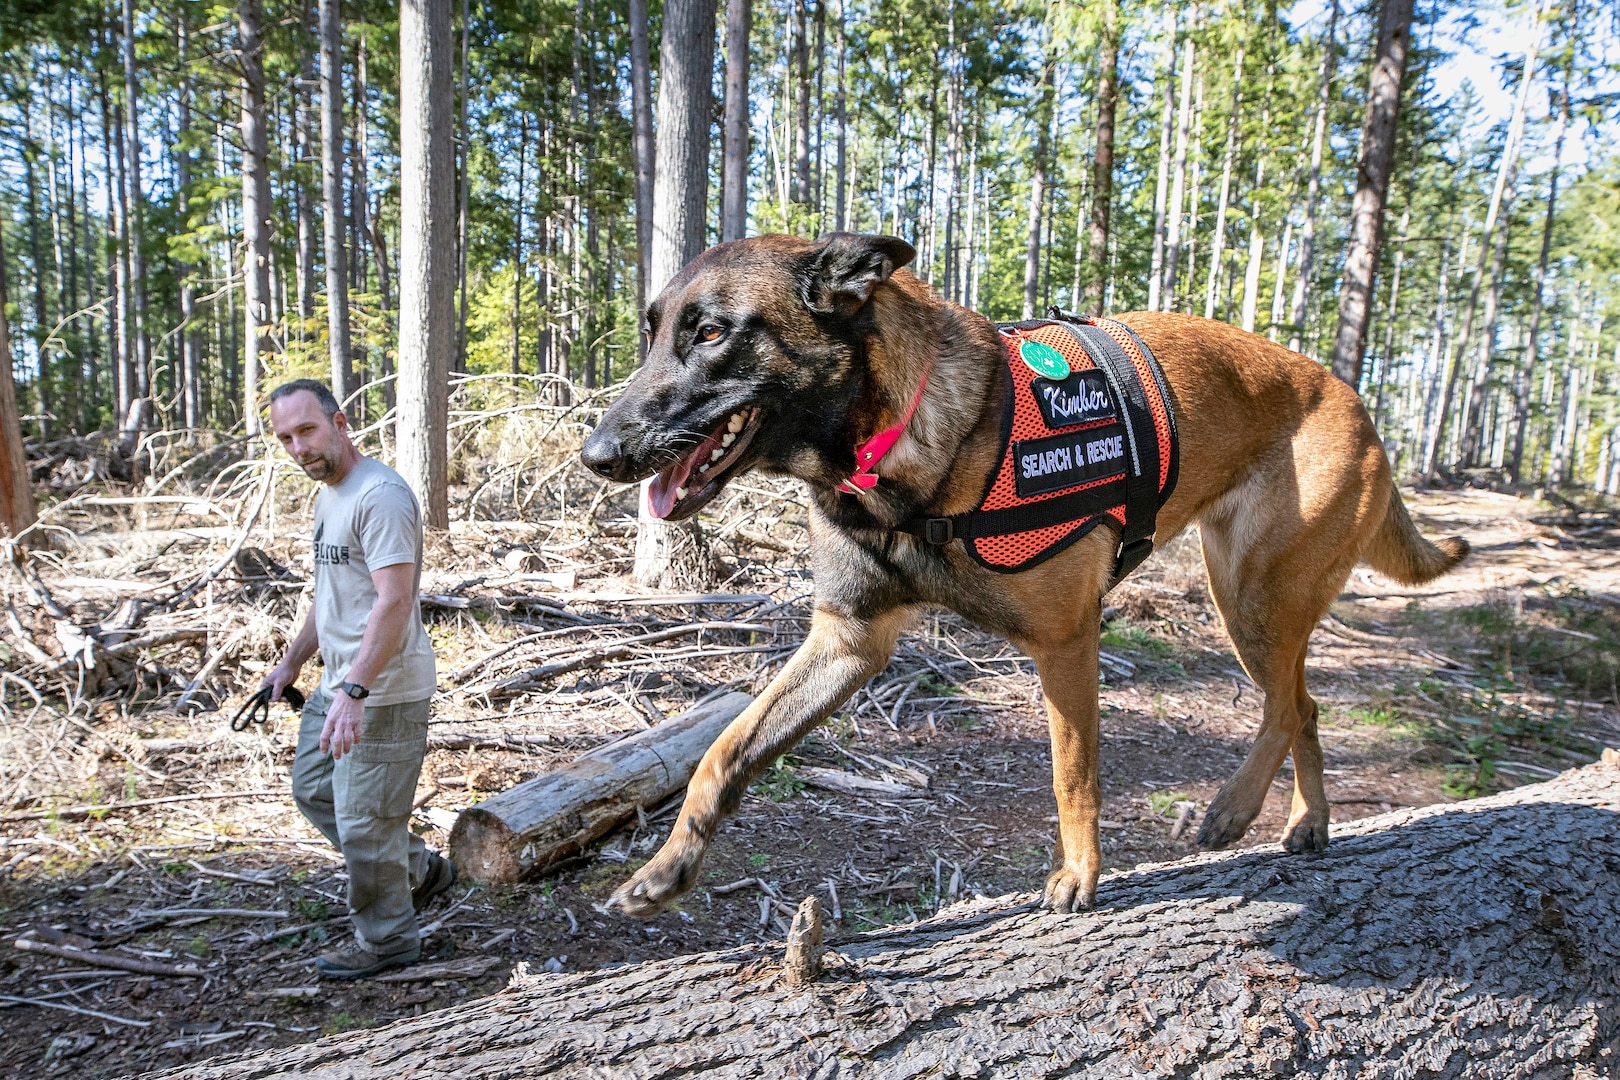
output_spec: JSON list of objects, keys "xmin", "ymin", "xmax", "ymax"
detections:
[{"xmin": 895, "ymin": 310, "xmax": 1179, "ymax": 581}]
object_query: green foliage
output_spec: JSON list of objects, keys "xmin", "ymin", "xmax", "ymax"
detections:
[
  {"xmin": 751, "ymin": 755, "xmax": 805, "ymax": 802},
  {"xmin": 1101, "ymin": 619, "xmax": 1171, "ymax": 658},
  {"xmin": 1148, "ymin": 790, "xmax": 1189, "ymax": 816}
]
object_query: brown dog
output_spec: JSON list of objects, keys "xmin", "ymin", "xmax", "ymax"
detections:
[{"xmin": 580, "ymin": 233, "xmax": 1467, "ymax": 916}]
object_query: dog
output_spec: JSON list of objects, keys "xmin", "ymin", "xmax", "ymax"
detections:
[{"xmin": 580, "ymin": 232, "xmax": 1467, "ymax": 917}]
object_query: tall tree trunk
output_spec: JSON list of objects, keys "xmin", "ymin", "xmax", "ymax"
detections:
[
  {"xmin": 1203, "ymin": 48, "xmax": 1242, "ymax": 320},
  {"xmin": 239, "ymin": 0, "xmax": 273, "ymax": 438},
  {"xmin": 1510, "ymin": 18, "xmax": 1571, "ymax": 485},
  {"xmin": 177, "ymin": 13, "xmax": 201, "ymax": 432},
  {"xmin": 636, "ymin": 0, "xmax": 716, "ymax": 590},
  {"xmin": 629, "ymin": 0, "xmax": 655, "ymax": 342},
  {"xmin": 397, "ymin": 0, "xmax": 454, "ymax": 528},
  {"xmin": 792, "ymin": 0, "xmax": 811, "ymax": 207},
  {"xmin": 942, "ymin": 10, "xmax": 961, "ymax": 303},
  {"xmin": 1147, "ymin": 11, "xmax": 1177, "ymax": 313},
  {"xmin": 1330, "ymin": 0, "xmax": 1415, "ymax": 387},
  {"xmin": 320, "ymin": 0, "xmax": 353, "ymax": 404},
  {"xmin": 20, "ymin": 132, "xmax": 51, "ymax": 440},
  {"xmin": 834, "ymin": 0, "xmax": 847, "ymax": 232},
  {"xmin": 1160, "ymin": 36, "xmax": 1195, "ymax": 312},
  {"xmin": 1287, "ymin": 0, "xmax": 1339, "ymax": 354},
  {"xmin": 1369, "ymin": 204, "xmax": 1409, "ymax": 431},
  {"xmin": 0, "ymin": 224, "xmax": 39, "ymax": 541},
  {"xmin": 1083, "ymin": 0, "xmax": 1119, "ymax": 316},
  {"xmin": 97, "ymin": 66, "xmax": 130, "ymax": 432},
  {"xmin": 1460, "ymin": 187, "xmax": 1514, "ymax": 467},
  {"xmin": 1423, "ymin": 0, "xmax": 1547, "ymax": 478},
  {"xmin": 121, "ymin": 0, "xmax": 150, "ymax": 437},
  {"xmin": 512, "ymin": 114, "xmax": 527, "ymax": 376},
  {"xmin": 296, "ymin": 40, "xmax": 318, "ymax": 336},
  {"xmin": 1021, "ymin": 54, "xmax": 1053, "ymax": 320},
  {"xmin": 457, "ymin": 0, "xmax": 471, "ymax": 375},
  {"xmin": 720, "ymin": 0, "xmax": 751, "ymax": 242}
]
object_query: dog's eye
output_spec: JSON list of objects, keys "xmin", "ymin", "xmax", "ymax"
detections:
[{"xmin": 697, "ymin": 324, "xmax": 726, "ymax": 344}]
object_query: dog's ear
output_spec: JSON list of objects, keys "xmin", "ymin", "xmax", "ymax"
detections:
[{"xmin": 804, "ymin": 233, "xmax": 916, "ymax": 316}]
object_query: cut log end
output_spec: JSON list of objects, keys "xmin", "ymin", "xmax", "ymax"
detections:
[{"xmin": 445, "ymin": 808, "xmax": 521, "ymax": 885}]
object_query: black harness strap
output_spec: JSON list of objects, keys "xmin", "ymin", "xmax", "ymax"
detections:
[{"xmin": 1065, "ymin": 322, "xmax": 1160, "ymax": 584}]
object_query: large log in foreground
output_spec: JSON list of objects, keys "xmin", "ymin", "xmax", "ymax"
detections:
[
  {"xmin": 152, "ymin": 754, "xmax": 1620, "ymax": 1079},
  {"xmin": 448, "ymin": 691, "xmax": 752, "ymax": 884}
]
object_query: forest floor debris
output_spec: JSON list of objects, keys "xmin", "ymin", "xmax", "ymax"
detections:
[{"xmin": 0, "ymin": 474, "xmax": 1616, "ymax": 1076}]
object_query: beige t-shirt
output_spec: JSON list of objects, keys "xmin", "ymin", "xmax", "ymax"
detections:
[{"xmin": 312, "ymin": 456, "xmax": 437, "ymax": 705}]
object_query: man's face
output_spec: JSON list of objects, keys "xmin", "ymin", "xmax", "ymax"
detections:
[{"xmin": 270, "ymin": 391, "xmax": 349, "ymax": 482}]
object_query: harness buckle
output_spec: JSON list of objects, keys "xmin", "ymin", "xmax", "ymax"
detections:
[{"xmin": 921, "ymin": 518, "xmax": 955, "ymax": 545}]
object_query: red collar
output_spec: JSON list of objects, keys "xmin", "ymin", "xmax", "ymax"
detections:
[{"xmin": 838, "ymin": 363, "xmax": 931, "ymax": 494}]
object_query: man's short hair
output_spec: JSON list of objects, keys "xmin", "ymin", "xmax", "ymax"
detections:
[{"xmin": 268, "ymin": 379, "xmax": 342, "ymax": 420}]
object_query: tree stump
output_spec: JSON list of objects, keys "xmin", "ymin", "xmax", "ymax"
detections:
[{"xmin": 149, "ymin": 753, "xmax": 1620, "ymax": 1079}]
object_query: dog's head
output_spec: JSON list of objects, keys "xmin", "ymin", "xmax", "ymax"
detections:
[{"xmin": 580, "ymin": 233, "xmax": 916, "ymax": 520}]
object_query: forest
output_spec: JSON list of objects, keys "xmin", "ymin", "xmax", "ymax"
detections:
[
  {"xmin": 0, "ymin": 0, "xmax": 1617, "ymax": 493},
  {"xmin": 2, "ymin": 0, "xmax": 1620, "ymax": 1074}
]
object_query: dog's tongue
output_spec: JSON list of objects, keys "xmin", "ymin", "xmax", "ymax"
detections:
[{"xmin": 647, "ymin": 440, "xmax": 707, "ymax": 519}]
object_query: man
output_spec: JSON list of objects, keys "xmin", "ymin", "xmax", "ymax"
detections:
[{"xmin": 263, "ymin": 379, "xmax": 457, "ymax": 979}]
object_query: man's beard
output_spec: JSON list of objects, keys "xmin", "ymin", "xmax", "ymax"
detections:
[{"xmin": 298, "ymin": 449, "xmax": 342, "ymax": 481}]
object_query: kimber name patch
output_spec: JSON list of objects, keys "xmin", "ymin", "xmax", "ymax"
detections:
[
  {"xmin": 1014, "ymin": 422, "xmax": 1129, "ymax": 498},
  {"xmin": 1030, "ymin": 370, "xmax": 1116, "ymax": 429}
]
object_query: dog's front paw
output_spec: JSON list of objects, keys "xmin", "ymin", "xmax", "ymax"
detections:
[
  {"xmin": 1281, "ymin": 816, "xmax": 1329, "ymax": 853},
  {"xmin": 608, "ymin": 838, "xmax": 705, "ymax": 918},
  {"xmin": 1196, "ymin": 789, "xmax": 1258, "ymax": 849},
  {"xmin": 1040, "ymin": 866, "xmax": 1096, "ymax": 913}
]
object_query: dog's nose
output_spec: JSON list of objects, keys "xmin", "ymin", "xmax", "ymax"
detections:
[{"xmin": 580, "ymin": 428, "xmax": 628, "ymax": 480}]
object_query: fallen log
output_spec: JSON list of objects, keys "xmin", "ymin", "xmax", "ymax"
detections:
[
  {"xmin": 146, "ymin": 753, "xmax": 1620, "ymax": 1079},
  {"xmin": 447, "ymin": 691, "xmax": 752, "ymax": 884}
]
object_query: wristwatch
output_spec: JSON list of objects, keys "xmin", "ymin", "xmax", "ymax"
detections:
[{"xmin": 339, "ymin": 681, "xmax": 370, "ymax": 700}]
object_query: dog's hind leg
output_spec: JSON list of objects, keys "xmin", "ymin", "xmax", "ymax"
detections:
[
  {"xmin": 1194, "ymin": 446, "xmax": 1381, "ymax": 852},
  {"xmin": 608, "ymin": 606, "xmax": 911, "ymax": 917}
]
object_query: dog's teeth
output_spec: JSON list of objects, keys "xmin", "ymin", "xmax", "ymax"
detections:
[
  {"xmin": 727, "ymin": 413, "xmax": 745, "ymax": 433},
  {"xmin": 710, "ymin": 448, "xmax": 724, "ymax": 462},
  {"xmin": 721, "ymin": 432, "xmax": 736, "ymax": 447},
  {"xmin": 698, "ymin": 462, "xmax": 710, "ymax": 473},
  {"xmin": 675, "ymin": 486, "xmax": 689, "ymax": 500}
]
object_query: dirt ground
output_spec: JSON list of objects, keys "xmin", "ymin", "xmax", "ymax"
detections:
[{"xmin": 1, "ymin": 486, "xmax": 1616, "ymax": 1078}]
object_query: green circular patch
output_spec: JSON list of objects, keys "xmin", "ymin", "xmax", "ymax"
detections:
[{"xmin": 1019, "ymin": 339, "xmax": 1071, "ymax": 380}]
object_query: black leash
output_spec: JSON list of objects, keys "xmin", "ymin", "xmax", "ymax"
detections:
[{"xmin": 231, "ymin": 685, "xmax": 306, "ymax": 732}]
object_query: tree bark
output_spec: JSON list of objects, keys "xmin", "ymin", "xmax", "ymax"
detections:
[
  {"xmin": 295, "ymin": 38, "xmax": 318, "ymax": 336},
  {"xmin": 635, "ymin": 0, "xmax": 716, "ymax": 590},
  {"xmin": 319, "ymin": 0, "xmax": 353, "ymax": 405},
  {"xmin": 396, "ymin": 0, "xmax": 454, "ymax": 529},
  {"xmin": 834, "ymin": 0, "xmax": 847, "ymax": 232},
  {"xmin": 1021, "ymin": 54, "xmax": 1053, "ymax": 321},
  {"xmin": 1083, "ymin": 0, "xmax": 1119, "ymax": 317},
  {"xmin": 177, "ymin": 14, "xmax": 202, "ymax": 432},
  {"xmin": 1329, "ymin": 0, "xmax": 1415, "ymax": 388},
  {"xmin": 629, "ymin": 0, "xmax": 655, "ymax": 342},
  {"xmin": 512, "ymin": 114, "xmax": 527, "ymax": 377},
  {"xmin": 792, "ymin": 0, "xmax": 811, "ymax": 207},
  {"xmin": 450, "ymin": 692, "xmax": 751, "ymax": 884},
  {"xmin": 0, "ymin": 225, "xmax": 40, "ymax": 543},
  {"xmin": 121, "ymin": 0, "xmax": 151, "ymax": 436},
  {"xmin": 151, "ymin": 756, "xmax": 1620, "ymax": 1079},
  {"xmin": 1288, "ymin": 0, "xmax": 1338, "ymax": 354},
  {"xmin": 457, "ymin": 0, "xmax": 471, "ymax": 375},
  {"xmin": 720, "ymin": 0, "xmax": 751, "ymax": 242},
  {"xmin": 238, "ymin": 0, "xmax": 273, "ymax": 439}
]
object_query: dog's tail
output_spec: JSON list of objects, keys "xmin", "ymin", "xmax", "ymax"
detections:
[{"xmin": 1362, "ymin": 483, "xmax": 1469, "ymax": 585}]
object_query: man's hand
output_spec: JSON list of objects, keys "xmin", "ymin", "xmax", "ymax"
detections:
[
  {"xmin": 321, "ymin": 692, "xmax": 366, "ymax": 760},
  {"xmin": 262, "ymin": 661, "xmax": 301, "ymax": 703}
]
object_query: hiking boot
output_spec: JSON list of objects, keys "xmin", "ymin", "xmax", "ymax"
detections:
[
  {"xmin": 412, "ymin": 851, "xmax": 458, "ymax": 912},
  {"xmin": 314, "ymin": 942, "xmax": 421, "ymax": 980}
]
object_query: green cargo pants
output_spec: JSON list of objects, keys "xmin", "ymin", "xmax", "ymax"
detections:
[{"xmin": 291, "ymin": 690, "xmax": 431, "ymax": 956}]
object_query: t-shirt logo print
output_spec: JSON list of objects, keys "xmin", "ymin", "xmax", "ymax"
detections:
[{"xmin": 313, "ymin": 522, "xmax": 351, "ymax": 566}]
